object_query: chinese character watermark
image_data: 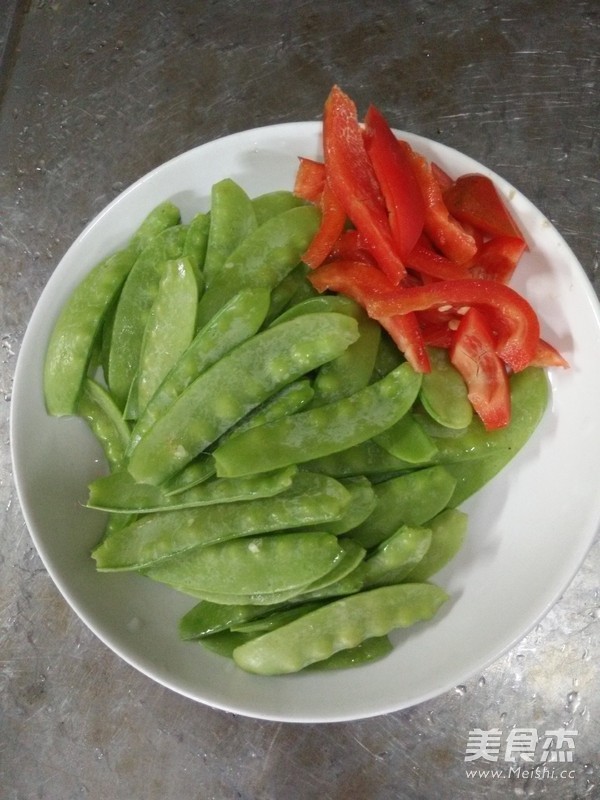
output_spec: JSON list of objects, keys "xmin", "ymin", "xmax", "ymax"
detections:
[{"xmin": 464, "ymin": 727, "xmax": 578, "ymax": 779}]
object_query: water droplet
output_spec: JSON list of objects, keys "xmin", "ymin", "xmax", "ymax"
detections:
[
  {"xmin": 478, "ymin": 676, "xmax": 486, "ymax": 688},
  {"xmin": 565, "ymin": 691, "xmax": 580, "ymax": 713},
  {"xmin": 455, "ymin": 684, "xmax": 467, "ymax": 696},
  {"xmin": 584, "ymin": 764, "xmax": 594, "ymax": 775}
]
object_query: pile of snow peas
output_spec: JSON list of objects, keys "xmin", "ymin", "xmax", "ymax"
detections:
[{"xmin": 43, "ymin": 178, "xmax": 549, "ymax": 675}]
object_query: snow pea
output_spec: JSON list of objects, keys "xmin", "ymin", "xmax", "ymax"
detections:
[
  {"xmin": 431, "ymin": 368, "xmax": 549, "ymax": 505},
  {"xmin": 87, "ymin": 465, "xmax": 297, "ymax": 513},
  {"xmin": 213, "ymin": 362, "xmax": 421, "ymax": 478},
  {"xmin": 107, "ymin": 223, "xmax": 189, "ymax": 409},
  {"xmin": 127, "ymin": 312, "xmax": 359, "ymax": 485},
  {"xmin": 43, "ymin": 201, "xmax": 181, "ymax": 416},
  {"xmin": 76, "ymin": 377, "xmax": 130, "ymax": 470},
  {"xmin": 346, "ymin": 465, "xmax": 457, "ymax": 550},
  {"xmin": 232, "ymin": 583, "xmax": 448, "ymax": 675},
  {"xmin": 304, "ymin": 439, "xmax": 411, "ymax": 479},
  {"xmin": 295, "ymin": 539, "xmax": 366, "ymax": 600},
  {"xmin": 312, "ymin": 312, "xmax": 381, "ymax": 406},
  {"xmin": 128, "ymin": 287, "xmax": 271, "ymax": 452},
  {"xmin": 136, "ymin": 257, "xmax": 199, "ymax": 414},
  {"xmin": 161, "ymin": 379, "xmax": 314, "ymax": 497},
  {"xmin": 304, "ymin": 636, "xmax": 393, "ymax": 671},
  {"xmin": 251, "ymin": 189, "xmax": 305, "ymax": 225},
  {"xmin": 202, "ymin": 179, "xmax": 258, "ymax": 285},
  {"xmin": 420, "ymin": 346, "xmax": 473, "ymax": 429},
  {"xmin": 263, "ymin": 264, "xmax": 311, "ymax": 323},
  {"xmin": 195, "ymin": 204, "xmax": 321, "ymax": 327},
  {"xmin": 359, "ymin": 525, "xmax": 433, "ymax": 588},
  {"xmin": 374, "ymin": 412, "xmax": 438, "ymax": 464},
  {"xmin": 402, "ymin": 508, "xmax": 468, "ymax": 581},
  {"xmin": 230, "ymin": 602, "xmax": 324, "ymax": 635},
  {"xmin": 144, "ymin": 531, "xmax": 345, "ymax": 599},
  {"xmin": 183, "ymin": 211, "xmax": 210, "ymax": 283},
  {"xmin": 92, "ymin": 471, "xmax": 351, "ymax": 571},
  {"xmin": 179, "ymin": 600, "xmax": 270, "ymax": 640}
]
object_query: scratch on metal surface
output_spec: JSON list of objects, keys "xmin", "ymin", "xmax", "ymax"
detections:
[{"xmin": 351, "ymin": 734, "xmax": 386, "ymax": 762}]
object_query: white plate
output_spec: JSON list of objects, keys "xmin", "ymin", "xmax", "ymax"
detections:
[{"xmin": 11, "ymin": 122, "xmax": 600, "ymax": 722}]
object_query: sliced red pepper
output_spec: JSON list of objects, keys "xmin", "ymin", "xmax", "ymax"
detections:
[
  {"xmin": 405, "ymin": 144, "xmax": 479, "ymax": 264},
  {"xmin": 309, "ymin": 259, "xmax": 430, "ymax": 372},
  {"xmin": 431, "ymin": 161, "xmax": 453, "ymax": 192},
  {"xmin": 366, "ymin": 278, "xmax": 540, "ymax": 372},
  {"xmin": 530, "ymin": 338, "xmax": 570, "ymax": 368},
  {"xmin": 294, "ymin": 157, "xmax": 326, "ymax": 203},
  {"xmin": 443, "ymin": 173, "xmax": 525, "ymax": 241},
  {"xmin": 450, "ymin": 307, "xmax": 511, "ymax": 430},
  {"xmin": 363, "ymin": 104, "xmax": 426, "ymax": 260},
  {"xmin": 302, "ymin": 179, "xmax": 347, "ymax": 269},
  {"xmin": 467, "ymin": 236, "xmax": 527, "ymax": 283},
  {"xmin": 326, "ymin": 229, "xmax": 376, "ymax": 265},
  {"xmin": 322, "ymin": 86, "xmax": 406, "ymax": 284},
  {"xmin": 407, "ymin": 235, "xmax": 471, "ymax": 281}
]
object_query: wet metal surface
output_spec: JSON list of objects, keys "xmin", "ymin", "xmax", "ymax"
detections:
[{"xmin": 1, "ymin": 1, "xmax": 599, "ymax": 798}]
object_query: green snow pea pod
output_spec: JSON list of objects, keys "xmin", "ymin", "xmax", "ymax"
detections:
[
  {"xmin": 304, "ymin": 636, "xmax": 393, "ymax": 671},
  {"xmin": 43, "ymin": 202, "xmax": 181, "ymax": 416},
  {"xmin": 128, "ymin": 312, "xmax": 359, "ymax": 485},
  {"xmin": 251, "ymin": 190, "xmax": 306, "ymax": 225},
  {"xmin": 214, "ymin": 362, "xmax": 421, "ymax": 478},
  {"xmin": 92, "ymin": 471, "xmax": 351, "ymax": 570},
  {"xmin": 179, "ymin": 600, "xmax": 273, "ymax": 639},
  {"xmin": 263, "ymin": 264, "xmax": 311, "ymax": 324},
  {"xmin": 76, "ymin": 377, "xmax": 130, "ymax": 470},
  {"xmin": 420, "ymin": 346, "xmax": 473, "ymax": 429},
  {"xmin": 402, "ymin": 508, "xmax": 468, "ymax": 581},
  {"xmin": 304, "ymin": 439, "xmax": 411, "ymax": 479},
  {"xmin": 108, "ymin": 224, "xmax": 189, "ymax": 408},
  {"xmin": 359, "ymin": 525, "xmax": 433, "ymax": 588},
  {"xmin": 295, "ymin": 539, "xmax": 366, "ymax": 600},
  {"xmin": 199, "ymin": 631, "xmax": 254, "ymax": 657},
  {"xmin": 129, "ymin": 287, "xmax": 271, "ymax": 453},
  {"xmin": 374, "ymin": 412, "xmax": 438, "ymax": 464},
  {"xmin": 323, "ymin": 477, "xmax": 377, "ymax": 536},
  {"xmin": 202, "ymin": 179, "xmax": 258, "ymax": 285},
  {"xmin": 431, "ymin": 368, "xmax": 549, "ymax": 506},
  {"xmin": 232, "ymin": 583, "xmax": 448, "ymax": 675},
  {"xmin": 312, "ymin": 313, "xmax": 381, "ymax": 406},
  {"xmin": 145, "ymin": 531, "xmax": 345, "ymax": 599},
  {"xmin": 183, "ymin": 211, "xmax": 210, "ymax": 282},
  {"xmin": 87, "ymin": 465, "xmax": 297, "ymax": 513},
  {"xmin": 162, "ymin": 379, "xmax": 314, "ymax": 496},
  {"xmin": 270, "ymin": 293, "xmax": 363, "ymax": 328},
  {"xmin": 195, "ymin": 204, "xmax": 321, "ymax": 327},
  {"xmin": 230, "ymin": 602, "xmax": 324, "ymax": 635},
  {"xmin": 346, "ymin": 465, "xmax": 457, "ymax": 550},
  {"xmin": 136, "ymin": 257, "xmax": 199, "ymax": 415}
]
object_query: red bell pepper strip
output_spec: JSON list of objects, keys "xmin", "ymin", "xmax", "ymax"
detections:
[
  {"xmin": 308, "ymin": 259, "xmax": 430, "ymax": 372},
  {"xmin": 530, "ymin": 338, "xmax": 570, "ymax": 368},
  {"xmin": 407, "ymin": 235, "xmax": 471, "ymax": 281},
  {"xmin": 302, "ymin": 179, "xmax": 348, "ymax": 269},
  {"xmin": 294, "ymin": 157, "xmax": 326, "ymax": 203},
  {"xmin": 363, "ymin": 104, "xmax": 426, "ymax": 260},
  {"xmin": 467, "ymin": 236, "xmax": 527, "ymax": 283},
  {"xmin": 443, "ymin": 173, "xmax": 526, "ymax": 241},
  {"xmin": 366, "ymin": 278, "xmax": 540, "ymax": 372},
  {"xmin": 322, "ymin": 86, "xmax": 406, "ymax": 284},
  {"xmin": 325, "ymin": 229, "xmax": 376, "ymax": 265},
  {"xmin": 450, "ymin": 307, "xmax": 511, "ymax": 430},
  {"xmin": 404, "ymin": 145, "xmax": 479, "ymax": 264}
]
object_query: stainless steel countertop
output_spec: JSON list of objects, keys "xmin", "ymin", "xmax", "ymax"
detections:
[{"xmin": 1, "ymin": 2, "xmax": 599, "ymax": 798}]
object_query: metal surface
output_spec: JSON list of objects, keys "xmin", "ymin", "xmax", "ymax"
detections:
[{"xmin": 1, "ymin": 1, "xmax": 598, "ymax": 797}]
